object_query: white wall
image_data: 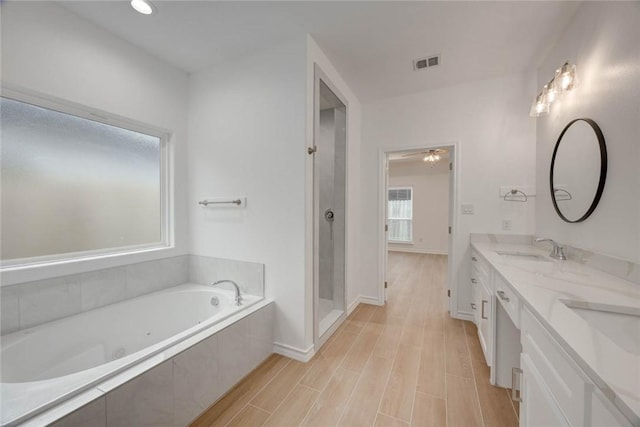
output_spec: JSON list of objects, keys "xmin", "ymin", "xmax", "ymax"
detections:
[
  {"xmin": 535, "ymin": 2, "xmax": 640, "ymax": 263},
  {"xmin": 188, "ymin": 38, "xmax": 308, "ymax": 352},
  {"xmin": 388, "ymin": 160, "xmax": 449, "ymax": 255},
  {"xmin": 361, "ymin": 73, "xmax": 537, "ymax": 317},
  {"xmin": 1, "ymin": 2, "xmax": 189, "ymax": 284},
  {"xmin": 189, "ymin": 36, "xmax": 362, "ymax": 356}
]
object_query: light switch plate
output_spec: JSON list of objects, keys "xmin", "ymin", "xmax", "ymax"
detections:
[{"xmin": 461, "ymin": 204, "xmax": 474, "ymax": 215}]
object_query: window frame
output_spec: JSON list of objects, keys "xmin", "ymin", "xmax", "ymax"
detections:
[
  {"xmin": 387, "ymin": 185, "xmax": 413, "ymax": 244},
  {"xmin": 0, "ymin": 87, "xmax": 173, "ymax": 270}
]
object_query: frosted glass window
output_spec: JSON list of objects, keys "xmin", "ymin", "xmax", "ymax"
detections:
[
  {"xmin": 1, "ymin": 97, "xmax": 164, "ymax": 262},
  {"xmin": 388, "ymin": 187, "xmax": 412, "ymax": 242}
]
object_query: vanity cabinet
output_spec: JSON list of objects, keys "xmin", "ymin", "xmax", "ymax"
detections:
[
  {"xmin": 520, "ymin": 353, "xmax": 570, "ymax": 427},
  {"xmin": 519, "ymin": 306, "xmax": 632, "ymax": 427},
  {"xmin": 469, "ymin": 245, "xmax": 634, "ymax": 427}
]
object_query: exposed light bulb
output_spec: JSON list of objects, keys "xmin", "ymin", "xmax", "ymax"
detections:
[
  {"xmin": 131, "ymin": 0, "xmax": 155, "ymax": 15},
  {"xmin": 529, "ymin": 92, "xmax": 549, "ymax": 117},
  {"xmin": 544, "ymin": 80, "xmax": 558, "ymax": 104},
  {"xmin": 553, "ymin": 62, "xmax": 577, "ymax": 92}
]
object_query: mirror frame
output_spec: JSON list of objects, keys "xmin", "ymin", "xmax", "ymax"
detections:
[{"xmin": 549, "ymin": 118, "xmax": 607, "ymax": 223}]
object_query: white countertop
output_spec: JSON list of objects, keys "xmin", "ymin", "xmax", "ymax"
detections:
[{"xmin": 471, "ymin": 241, "xmax": 640, "ymax": 425}]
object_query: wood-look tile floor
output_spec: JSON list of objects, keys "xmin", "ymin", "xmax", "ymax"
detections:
[{"xmin": 192, "ymin": 253, "xmax": 519, "ymax": 427}]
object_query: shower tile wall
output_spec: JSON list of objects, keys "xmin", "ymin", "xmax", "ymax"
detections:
[
  {"xmin": 1, "ymin": 255, "xmax": 265, "ymax": 335},
  {"xmin": 318, "ymin": 109, "xmax": 336, "ymax": 302}
]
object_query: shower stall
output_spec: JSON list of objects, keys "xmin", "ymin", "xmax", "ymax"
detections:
[{"xmin": 313, "ymin": 69, "xmax": 347, "ymax": 345}]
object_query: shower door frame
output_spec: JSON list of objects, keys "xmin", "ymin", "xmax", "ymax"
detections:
[{"xmin": 312, "ymin": 65, "xmax": 349, "ymax": 350}]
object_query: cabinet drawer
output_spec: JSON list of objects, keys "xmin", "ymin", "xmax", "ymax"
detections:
[
  {"xmin": 521, "ymin": 308, "xmax": 588, "ymax": 427},
  {"xmin": 494, "ymin": 274, "xmax": 520, "ymax": 328}
]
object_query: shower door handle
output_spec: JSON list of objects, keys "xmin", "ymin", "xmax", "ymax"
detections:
[{"xmin": 324, "ymin": 208, "xmax": 335, "ymax": 240}]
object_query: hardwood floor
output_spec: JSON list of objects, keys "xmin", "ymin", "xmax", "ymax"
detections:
[{"xmin": 192, "ymin": 252, "xmax": 519, "ymax": 427}]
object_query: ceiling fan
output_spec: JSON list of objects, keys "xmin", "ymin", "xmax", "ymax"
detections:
[{"xmin": 400, "ymin": 149, "xmax": 447, "ymax": 166}]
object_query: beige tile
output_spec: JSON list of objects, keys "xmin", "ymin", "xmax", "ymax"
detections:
[
  {"xmin": 342, "ymin": 319, "xmax": 365, "ymax": 335},
  {"xmin": 250, "ymin": 359, "xmax": 312, "ymax": 412},
  {"xmin": 264, "ymin": 385, "xmax": 319, "ymax": 426},
  {"xmin": 444, "ymin": 318, "xmax": 473, "ymax": 378},
  {"xmin": 226, "ymin": 404, "xmax": 271, "ymax": 427},
  {"xmin": 412, "ymin": 392, "xmax": 446, "ymax": 427},
  {"xmin": 374, "ymin": 413, "xmax": 409, "ymax": 427},
  {"xmin": 302, "ymin": 368, "xmax": 359, "ymax": 426},
  {"xmin": 416, "ymin": 332, "xmax": 445, "ymax": 399},
  {"xmin": 399, "ymin": 321, "xmax": 423, "ymax": 348},
  {"xmin": 341, "ymin": 323, "xmax": 383, "ymax": 373},
  {"xmin": 191, "ymin": 354, "xmax": 289, "ymax": 427},
  {"xmin": 351, "ymin": 303, "xmax": 378, "ymax": 322},
  {"xmin": 321, "ymin": 330, "xmax": 359, "ymax": 359},
  {"xmin": 446, "ymin": 373, "xmax": 483, "ymax": 427},
  {"xmin": 339, "ymin": 356, "xmax": 393, "ymax": 427},
  {"xmin": 471, "ymin": 357, "xmax": 519, "ymax": 427},
  {"xmin": 302, "ymin": 331, "xmax": 358, "ymax": 391},
  {"xmin": 379, "ymin": 344, "xmax": 421, "ymax": 422},
  {"xmin": 463, "ymin": 321, "xmax": 486, "ymax": 362},
  {"xmin": 373, "ymin": 324, "xmax": 403, "ymax": 360},
  {"xmin": 300, "ymin": 353, "xmax": 336, "ymax": 392}
]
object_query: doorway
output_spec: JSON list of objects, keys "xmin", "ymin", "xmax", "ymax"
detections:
[
  {"xmin": 380, "ymin": 145, "xmax": 457, "ymax": 311},
  {"xmin": 313, "ymin": 67, "xmax": 348, "ymax": 348}
]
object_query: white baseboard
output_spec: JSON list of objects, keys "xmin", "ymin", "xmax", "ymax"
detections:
[
  {"xmin": 388, "ymin": 247, "xmax": 448, "ymax": 255},
  {"xmin": 273, "ymin": 342, "xmax": 315, "ymax": 362},
  {"xmin": 358, "ymin": 295, "xmax": 384, "ymax": 306},
  {"xmin": 348, "ymin": 295, "xmax": 384, "ymax": 310},
  {"xmin": 451, "ymin": 311, "xmax": 474, "ymax": 322}
]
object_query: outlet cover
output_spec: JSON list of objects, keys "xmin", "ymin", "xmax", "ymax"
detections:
[
  {"xmin": 462, "ymin": 204, "xmax": 474, "ymax": 215},
  {"xmin": 502, "ymin": 219, "xmax": 512, "ymax": 231}
]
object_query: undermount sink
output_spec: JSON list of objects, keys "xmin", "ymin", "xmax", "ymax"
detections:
[
  {"xmin": 561, "ymin": 300, "xmax": 640, "ymax": 356},
  {"xmin": 496, "ymin": 251, "xmax": 550, "ymax": 262}
]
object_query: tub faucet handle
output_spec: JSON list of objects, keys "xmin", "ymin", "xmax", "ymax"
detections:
[{"xmin": 210, "ymin": 279, "xmax": 243, "ymax": 305}]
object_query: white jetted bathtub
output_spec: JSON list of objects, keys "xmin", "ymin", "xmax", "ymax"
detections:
[{"xmin": 0, "ymin": 283, "xmax": 267, "ymax": 426}]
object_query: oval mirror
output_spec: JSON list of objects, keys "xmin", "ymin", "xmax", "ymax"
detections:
[{"xmin": 550, "ymin": 118, "xmax": 607, "ymax": 223}]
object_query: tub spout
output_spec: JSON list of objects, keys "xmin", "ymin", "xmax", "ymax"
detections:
[{"xmin": 210, "ymin": 280, "xmax": 243, "ymax": 306}]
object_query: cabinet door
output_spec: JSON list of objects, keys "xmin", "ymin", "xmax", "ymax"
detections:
[
  {"xmin": 520, "ymin": 354, "xmax": 570, "ymax": 427},
  {"xmin": 477, "ymin": 281, "xmax": 492, "ymax": 365},
  {"xmin": 589, "ymin": 386, "xmax": 633, "ymax": 427}
]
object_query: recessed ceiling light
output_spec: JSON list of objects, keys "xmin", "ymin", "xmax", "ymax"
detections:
[{"xmin": 130, "ymin": 0, "xmax": 155, "ymax": 15}]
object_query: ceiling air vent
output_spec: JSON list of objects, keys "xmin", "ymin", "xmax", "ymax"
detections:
[{"xmin": 413, "ymin": 55, "xmax": 440, "ymax": 71}]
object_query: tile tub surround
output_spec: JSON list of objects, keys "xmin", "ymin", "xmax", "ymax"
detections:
[
  {"xmin": 188, "ymin": 255, "xmax": 264, "ymax": 297},
  {"xmin": 19, "ymin": 301, "xmax": 274, "ymax": 427},
  {"xmin": 471, "ymin": 241, "xmax": 640, "ymax": 424},
  {"xmin": 1, "ymin": 254, "xmax": 265, "ymax": 335},
  {"xmin": 470, "ymin": 233, "xmax": 640, "ymax": 285}
]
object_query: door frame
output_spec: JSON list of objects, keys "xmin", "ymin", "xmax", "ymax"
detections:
[
  {"xmin": 378, "ymin": 142, "xmax": 459, "ymax": 314},
  {"xmin": 312, "ymin": 64, "xmax": 349, "ymax": 350}
]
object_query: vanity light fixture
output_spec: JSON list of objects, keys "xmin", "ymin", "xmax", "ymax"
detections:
[
  {"xmin": 131, "ymin": 0, "xmax": 155, "ymax": 15},
  {"xmin": 529, "ymin": 61, "xmax": 577, "ymax": 117}
]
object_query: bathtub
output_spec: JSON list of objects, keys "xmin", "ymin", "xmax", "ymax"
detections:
[{"xmin": 0, "ymin": 283, "xmax": 269, "ymax": 426}]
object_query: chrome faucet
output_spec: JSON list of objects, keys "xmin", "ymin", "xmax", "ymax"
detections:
[
  {"xmin": 535, "ymin": 238, "xmax": 567, "ymax": 260},
  {"xmin": 210, "ymin": 280, "xmax": 243, "ymax": 306}
]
